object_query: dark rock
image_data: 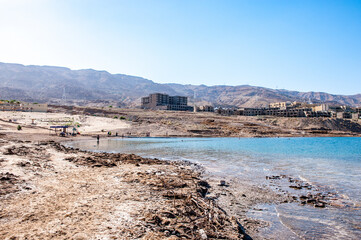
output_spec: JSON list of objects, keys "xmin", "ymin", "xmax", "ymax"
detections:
[
  {"xmin": 197, "ymin": 187, "xmax": 208, "ymax": 197},
  {"xmin": 266, "ymin": 175, "xmax": 280, "ymax": 180},
  {"xmin": 314, "ymin": 202, "xmax": 326, "ymax": 208},
  {"xmin": 162, "ymin": 212, "xmax": 176, "ymax": 219},
  {"xmin": 307, "ymin": 199, "xmax": 316, "ymax": 204},
  {"xmin": 198, "ymin": 181, "xmax": 210, "ymax": 188},
  {"xmin": 300, "ymin": 195, "xmax": 308, "ymax": 200}
]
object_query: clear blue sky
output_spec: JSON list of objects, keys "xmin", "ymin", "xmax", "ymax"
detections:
[{"xmin": 0, "ymin": 0, "xmax": 360, "ymax": 95}]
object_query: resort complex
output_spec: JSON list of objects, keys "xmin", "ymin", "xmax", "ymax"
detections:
[
  {"xmin": 217, "ymin": 101, "xmax": 361, "ymax": 119},
  {"xmin": 139, "ymin": 93, "xmax": 361, "ymax": 120}
]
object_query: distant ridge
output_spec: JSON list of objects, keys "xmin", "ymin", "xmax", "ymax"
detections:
[{"xmin": 0, "ymin": 62, "xmax": 360, "ymax": 107}]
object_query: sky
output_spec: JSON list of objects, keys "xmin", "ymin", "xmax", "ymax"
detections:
[{"xmin": 0, "ymin": 0, "xmax": 360, "ymax": 95}]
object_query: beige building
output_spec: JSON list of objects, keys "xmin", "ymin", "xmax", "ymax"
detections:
[
  {"xmin": 269, "ymin": 101, "xmax": 302, "ymax": 109},
  {"xmin": 352, "ymin": 113, "xmax": 360, "ymax": 120},
  {"xmin": 312, "ymin": 104, "xmax": 329, "ymax": 112},
  {"xmin": 269, "ymin": 101, "xmax": 292, "ymax": 109}
]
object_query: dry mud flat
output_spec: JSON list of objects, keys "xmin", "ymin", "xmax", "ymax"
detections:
[{"xmin": 0, "ymin": 137, "xmax": 254, "ymax": 240}]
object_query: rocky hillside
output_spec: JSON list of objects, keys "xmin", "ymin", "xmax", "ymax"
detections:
[{"xmin": 0, "ymin": 62, "xmax": 360, "ymax": 107}]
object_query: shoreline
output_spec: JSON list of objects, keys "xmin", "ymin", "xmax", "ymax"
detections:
[
  {"xmin": 1, "ymin": 132, "xmax": 258, "ymax": 239},
  {"xmin": 1, "ymin": 134, "xmax": 359, "ymax": 239},
  {"xmin": 1, "ymin": 110, "xmax": 360, "ymax": 239},
  {"xmin": 0, "ymin": 115, "xmax": 306, "ymax": 239},
  {"xmin": 69, "ymin": 136, "xmax": 361, "ymax": 238},
  {"xmin": 64, "ymin": 136, "xmax": 361, "ymax": 238}
]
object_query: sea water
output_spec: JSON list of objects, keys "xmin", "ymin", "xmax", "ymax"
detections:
[{"xmin": 68, "ymin": 137, "xmax": 361, "ymax": 239}]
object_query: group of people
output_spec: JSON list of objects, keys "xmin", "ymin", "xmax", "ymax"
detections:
[
  {"xmin": 96, "ymin": 131, "xmax": 123, "ymax": 143},
  {"xmin": 107, "ymin": 131, "xmax": 119, "ymax": 136}
]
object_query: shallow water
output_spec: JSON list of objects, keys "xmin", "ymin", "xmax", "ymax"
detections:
[{"xmin": 68, "ymin": 137, "xmax": 361, "ymax": 239}]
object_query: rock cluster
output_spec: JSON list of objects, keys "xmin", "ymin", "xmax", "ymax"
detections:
[{"xmin": 266, "ymin": 174, "xmax": 342, "ymax": 209}]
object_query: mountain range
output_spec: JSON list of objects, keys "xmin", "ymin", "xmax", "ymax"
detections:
[{"xmin": 0, "ymin": 62, "xmax": 360, "ymax": 108}]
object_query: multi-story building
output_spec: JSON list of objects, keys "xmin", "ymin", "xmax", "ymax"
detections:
[
  {"xmin": 269, "ymin": 101, "xmax": 302, "ymax": 109},
  {"xmin": 216, "ymin": 101, "xmax": 357, "ymax": 119},
  {"xmin": 239, "ymin": 107, "xmax": 313, "ymax": 117},
  {"xmin": 312, "ymin": 104, "xmax": 329, "ymax": 112},
  {"xmin": 141, "ymin": 93, "xmax": 193, "ymax": 111},
  {"xmin": 169, "ymin": 96, "xmax": 188, "ymax": 106}
]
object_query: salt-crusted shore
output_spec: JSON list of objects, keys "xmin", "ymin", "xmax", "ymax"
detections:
[
  {"xmin": 0, "ymin": 113, "xmax": 289, "ymax": 240},
  {"xmin": 0, "ymin": 115, "xmax": 257, "ymax": 239},
  {"xmin": 0, "ymin": 137, "xmax": 255, "ymax": 239},
  {"xmin": 1, "ymin": 110, "xmax": 359, "ymax": 239}
]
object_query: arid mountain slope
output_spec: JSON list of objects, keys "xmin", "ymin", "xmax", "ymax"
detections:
[{"xmin": 0, "ymin": 62, "xmax": 360, "ymax": 107}]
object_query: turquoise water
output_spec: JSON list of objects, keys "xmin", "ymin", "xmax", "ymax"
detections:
[{"xmin": 68, "ymin": 137, "xmax": 361, "ymax": 239}]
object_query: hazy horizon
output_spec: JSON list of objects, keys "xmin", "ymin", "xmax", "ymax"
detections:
[{"xmin": 0, "ymin": 0, "xmax": 360, "ymax": 95}]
